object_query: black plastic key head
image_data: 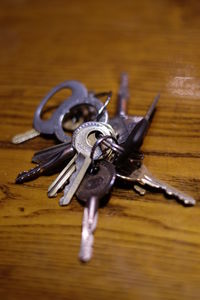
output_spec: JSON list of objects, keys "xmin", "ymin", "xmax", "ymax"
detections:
[
  {"xmin": 119, "ymin": 93, "xmax": 160, "ymax": 158},
  {"xmin": 76, "ymin": 161, "xmax": 116, "ymax": 263},
  {"xmin": 76, "ymin": 160, "xmax": 116, "ymax": 203}
]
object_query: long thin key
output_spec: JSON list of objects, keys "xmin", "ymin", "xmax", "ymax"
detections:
[
  {"xmin": 79, "ymin": 199, "xmax": 98, "ymax": 262},
  {"xmin": 76, "ymin": 160, "xmax": 116, "ymax": 262},
  {"xmin": 48, "ymin": 154, "xmax": 77, "ymax": 197},
  {"xmin": 117, "ymin": 161, "xmax": 196, "ymax": 206},
  {"xmin": 60, "ymin": 154, "xmax": 91, "ymax": 205},
  {"xmin": 59, "ymin": 121, "xmax": 115, "ymax": 206},
  {"xmin": 117, "ymin": 72, "xmax": 130, "ymax": 117},
  {"xmin": 109, "ymin": 73, "xmax": 143, "ymax": 144},
  {"xmin": 16, "ymin": 143, "xmax": 75, "ymax": 183}
]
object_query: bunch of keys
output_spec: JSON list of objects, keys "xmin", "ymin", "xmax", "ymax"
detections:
[{"xmin": 13, "ymin": 74, "xmax": 196, "ymax": 262}]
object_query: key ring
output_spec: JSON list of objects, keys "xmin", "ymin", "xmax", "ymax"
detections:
[
  {"xmin": 90, "ymin": 135, "xmax": 125, "ymax": 166},
  {"xmin": 94, "ymin": 91, "xmax": 112, "ymax": 121}
]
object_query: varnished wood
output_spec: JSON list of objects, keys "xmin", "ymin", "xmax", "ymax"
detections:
[{"xmin": 0, "ymin": 0, "xmax": 200, "ymax": 299}]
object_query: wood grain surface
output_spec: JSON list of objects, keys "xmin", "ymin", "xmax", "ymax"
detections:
[{"xmin": 0, "ymin": 0, "xmax": 200, "ymax": 299}]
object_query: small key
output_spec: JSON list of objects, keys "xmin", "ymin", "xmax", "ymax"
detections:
[
  {"xmin": 109, "ymin": 73, "xmax": 143, "ymax": 144},
  {"xmin": 116, "ymin": 160, "xmax": 196, "ymax": 206},
  {"xmin": 50, "ymin": 121, "xmax": 115, "ymax": 205},
  {"xmin": 76, "ymin": 160, "xmax": 116, "ymax": 262},
  {"xmin": 16, "ymin": 143, "xmax": 75, "ymax": 183}
]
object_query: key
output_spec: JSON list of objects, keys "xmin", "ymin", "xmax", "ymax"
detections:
[
  {"xmin": 47, "ymin": 123, "xmax": 115, "ymax": 198},
  {"xmin": 76, "ymin": 160, "xmax": 116, "ymax": 262},
  {"xmin": 57, "ymin": 121, "xmax": 115, "ymax": 204},
  {"xmin": 116, "ymin": 72, "xmax": 130, "ymax": 117},
  {"xmin": 118, "ymin": 92, "xmax": 160, "ymax": 160},
  {"xmin": 109, "ymin": 73, "xmax": 143, "ymax": 144},
  {"xmin": 12, "ymin": 80, "xmax": 108, "ymax": 143},
  {"xmin": 47, "ymin": 91, "xmax": 108, "ymax": 142},
  {"xmin": 16, "ymin": 143, "xmax": 76, "ymax": 183},
  {"xmin": 12, "ymin": 81, "xmax": 87, "ymax": 143},
  {"xmin": 32, "ymin": 142, "xmax": 72, "ymax": 164},
  {"xmin": 115, "ymin": 93, "xmax": 195, "ymax": 206},
  {"xmin": 116, "ymin": 159, "xmax": 196, "ymax": 206},
  {"xmin": 48, "ymin": 154, "xmax": 77, "ymax": 197},
  {"xmin": 12, "ymin": 129, "xmax": 41, "ymax": 144},
  {"xmin": 50, "ymin": 121, "xmax": 115, "ymax": 205}
]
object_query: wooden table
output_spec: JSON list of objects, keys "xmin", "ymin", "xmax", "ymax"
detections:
[{"xmin": 0, "ymin": 1, "xmax": 200, "ymax": 299}]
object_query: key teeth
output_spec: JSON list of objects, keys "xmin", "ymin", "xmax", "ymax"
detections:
[
  {"xmin": 15, "ymin": 171, "xmax": 30, "ymax": 184},
  {"xmin": 140, "ymin": 167, "xmax": 196, "ymax": 207},
  {"xmin": 15, "ymin": 173, "xmax": 26, "ymax": 184},
  {"xmin": 15, "ymin": 166, "xmax": 41, "ymax": 184},
  {"xmin": 165, "ymin": 189, "xmax": 196, "ymax": 206},
  {"xmin": 162, "ymin": 190, "xmax": 196, "ymax": 206},
  {"xmin": 182, "ymin": 197, "xmax": 196, "ymax": 206}
]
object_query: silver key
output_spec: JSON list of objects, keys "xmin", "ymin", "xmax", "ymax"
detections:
[
  {"xmin": 59, "ymin": 121, "xmax": 115, "ymax": 206},
  {"xmin": 79, "ymin": 197, "xmax": 98, "ymax": 262},
  {"xmin": 12, "ymin": 81, "xmax": 88, "ymax": 144},
  {"xmin": 117, "ymin": 162, "xmax": 196, "ymax": 206},
  {"xmin": 12, "ymin": 129, "xmax": 40, "ymax": 144},
  {"xmin": 76, "ymin": 160, "xmax": 116, "ymax": 262},
  {"xmin": 48, "ymin": 154, "xmax": 77, "ymax": 197},
  {"xmin": 109, "ymin": 73, "xmax": 143, "ymax": 144},
  {"xmin": 12, "ymin": 81, "xmax": 109, "ymax": 144},
  {"xmin": 48, "ymin": 121, "xmax": 114, "ymax": 200}
]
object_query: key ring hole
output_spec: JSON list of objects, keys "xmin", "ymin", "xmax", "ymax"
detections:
[
  {"xmin": 87, "ymin": 130, "xmax": 102, "ymax": 148},
  {"xmin": 41, "ymin": 89, "xmax": 72, "ymax": 120},
  {"xmin": 62, "ymin": 104, "xmax": 98, "ymax": 134}
]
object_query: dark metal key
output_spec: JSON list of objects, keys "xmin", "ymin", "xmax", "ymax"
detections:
[
  {"xmin": 15, "ymin": 143, "xmax": 75, "ymax": 183},
  {"xmin": 76, "ymin": 160, "xmax": 116, "ymax": 262},
  {"xmin": 117, "ymin": 93, "xmax": 160, "ymax": 161},
  {"xmin": 31, "ymin": 142, "xmax": 72, "ymax": 164}
]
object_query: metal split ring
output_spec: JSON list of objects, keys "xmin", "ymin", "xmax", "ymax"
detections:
[{"xmin": 90, "ymin": 134, "xmax": 125, "ymax": 165}]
